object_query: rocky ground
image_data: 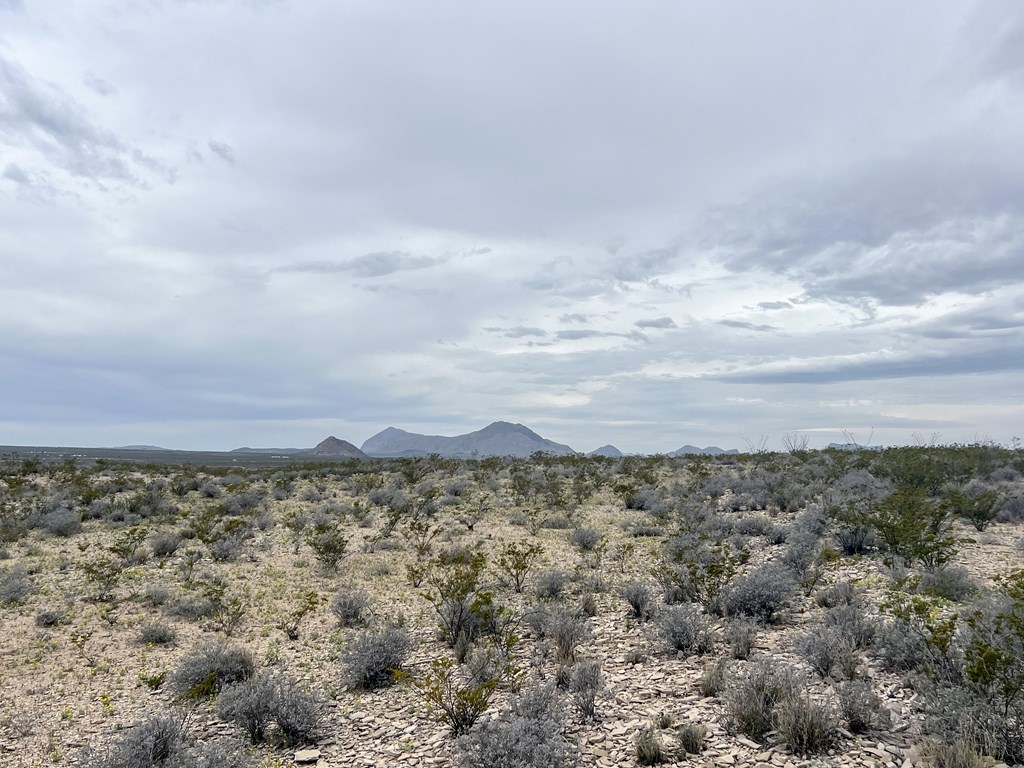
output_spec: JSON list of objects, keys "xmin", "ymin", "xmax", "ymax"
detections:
[{"xmin": 0, "ymin": 453, "xmax": 1021, "ymax": 768}]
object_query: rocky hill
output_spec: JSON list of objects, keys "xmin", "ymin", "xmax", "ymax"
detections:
[
  {"xmin": 361, "ymin": 421, "xmax": 576, "ymax": 458},
  {"xmin": 587, "ymin": 444, "xmax": 623, "ymax": 457},
  {"xmin": 308, "ymin": 436, "xmax": 367, "ymax": 458}
]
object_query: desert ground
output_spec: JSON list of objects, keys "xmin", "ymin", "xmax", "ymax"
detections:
[{"xmin": 1, "ymin": 446, "xmax": 1022, "ymax": 768}]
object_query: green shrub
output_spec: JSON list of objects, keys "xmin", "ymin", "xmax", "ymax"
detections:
[
  {"xmin": 495, "ymin": 540, "xmax": 545, "ymax": 594},
  {"xmin": 868, "ymin": 486, "xmax": 955, "ymax": 567}
]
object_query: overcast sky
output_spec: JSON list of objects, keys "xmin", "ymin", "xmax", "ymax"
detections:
[{"xmin": 2, "ymin": 1, "xmax": 1022, "ymax": 453}]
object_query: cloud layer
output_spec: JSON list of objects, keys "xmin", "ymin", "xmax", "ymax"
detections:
[{"xmin": 1, "ymin": 0, "xmax": 1022, "ymax": 452}]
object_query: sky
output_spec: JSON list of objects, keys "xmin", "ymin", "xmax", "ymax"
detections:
[{"xmin": 1, "ymin": 0, "xmax": 1023, "ymax": 454}]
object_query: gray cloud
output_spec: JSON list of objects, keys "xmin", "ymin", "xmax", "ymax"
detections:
[
  {"xmin": 207, "ymin": 139, "xmax": 236, "ymax": 165},
  {"xmin": 1, "ymin": 1, "xmax": 1021, "ymax": 451},
  {"xmin": 719, "ymin": 320, "xmax": 778, "ymax": 332},
  {"xmin": 83, "ymin": 73, "xmax": 115, "ymax": 97},
  {"xmin": 0, "ymin": 53, "xmax": 172, "ymax": 186},
  {"xmin": 634, "ymin": 317, "xmax": 677, "ymax": 329},
  {"xmin": 284, "ymin": 252, "xmax": 446, "ymax": 278}
]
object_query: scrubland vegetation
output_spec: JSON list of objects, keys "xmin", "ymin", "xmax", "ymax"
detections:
[{"xmin": 1, "ymin": 444, "xmax": 1023, "ymax": 767}]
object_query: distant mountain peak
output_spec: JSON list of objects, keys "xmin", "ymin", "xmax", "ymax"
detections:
[
  {"xmin": 588, "ymin": 444, "xmax": 623, "ymax": 458},
  {"xmin": 361, "ymin": 422, "xmax": 575, "ymax": 458},
  {"xmin": 309, "ymin": 436, "xmax": 366, "ymax": 458}
]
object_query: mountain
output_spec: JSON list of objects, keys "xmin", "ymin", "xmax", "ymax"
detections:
[
  {"xmin": 671, "ymin": 444, "xmax": 740, "ymax": 456},
  {"xmin": 114, "ymin": 445, "xmax": 167, "ymax": 451},
  {"xmin": 361, "ymin": 421, "xmax": 576, "ymax": 458},
  {"xmin": 588, "ymin": 444, "xmax": 623, "ymax": 457},
  {"xmin": 231, "ymin": 437, "xmax": 367, "ymax": 459},
  {"xmin": 308, "ymin": 436, "xmax": 367, "ymax": 458}
]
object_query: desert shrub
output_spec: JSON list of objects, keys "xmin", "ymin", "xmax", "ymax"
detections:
[
  {"xmin": 566, "ymin": 659, "xmax": 603, "ymax": 720},
  {"xmin": 725, "ymin": 660, "xmax": 801, "ymax": 742},
  {"xmin": 868, "ymin": 486, "xmax": 955, "ymax": 567},
  {"xmin": 534, "ymin": 569, "xmax": 570, "ymax": 601},
  {"xmin": 721, "ymin": 562, "xmax": 797, "ymax": 624},
  {"xmin": 700, "ymin": 658, "xmax": 728, "ymax": 697},
  {"xmin": 139, "ymin": 622, "xmax": 177, "ymax": 645},
  {"xmin": 823, "ymin": 602, "xmax": 876, "ymax": 650},
  {"xmin": 169, "ymin": 641, "xmax": 256, "ymax": 699},
  {"xmin": 634, "ymin": 725, "xmax": 667, "ymax": 765},
  {"xmin": 166, "ymin": 591, "xmax": 216, "ymax": 621},
  {"xmin": 217, "ymin": 673, "xmax": 322, "ymax": 746},
  {"xmin": 330, "ymin": 586, "xmax": 372, "ymax": 627},
  {"xmin": 918, "ymin": 566, "xmax": 976, "ymax": 602},
  {"xmin": 724, "ymin": 619, "xmax": 757, "ymax": 659},
  {"xmin": 426, "ymin": 552, "xmax": 507, "ymax": 647},
  {"xmin": 945, "ymin": 483, "xmax": 1001, "ymax": 532},
  {"xmin": 40, "ymin": 503, "xmax": 82, "ymax": 537},
  {"xmin": 526, "ymin": 604, "xmax": 591, "ymax": 664},
  {"xmin": 570, "ymin": 527, "xmax": 602, "ymax": 552},
  {"xmin": 455, "ymin": 683, "xmax": 576, "ymax": 768},
  {"xmin": 207, "ymin": 528, "xmax": 250, "ymax": 563},
  {"xmin": 83, "ymin": 714, "xmax": 186, "ymax": 768},
  {"xmin": 999, "ymin": 491, "xmax": 1024, "ymax": 523},
  {"xmin": 0, "ymin": 564, "xmax": 31, "ymax": 606},
  {"xmin": 620, "ymin": 581, "xmax": 656, "ymax": 622},
  {"xmin": 782, "ymin": 529, "xmax": 820, "ymax": 577},
  {"xmin": 871, "ymin": 617, "xmax": 935, "ymax": 674},
  {"xmin": 839, "ymin": 680, "xmax": 886, "ymax": 734},
  {"xmin": 579, "ymin": 592, "xmax": 598, "ymax": 617},
  {"xmin": 921, "ymin": 737, "xmax": 987, "ymax": 768},
  {"xmin": 495, "ymin": 540, "xmax": 545, "ymax": 593},
  {"xmin": 676, "ymin": 722, "xmax": 707, "ymax": 754},
  {"xmin": 835, "ymin": 523, "xmax": 876, "ymax": 556},
  {"xmin": 794, "ymin": 627, "xmax": 857, "ymax": 679},
  {"xmin": 774, "ymin": 694, "xmax": 838, "ymax": 755},
  {"xmin": 656, "ymin": 536, "xmax": 738, "ymax": 612},
  {"xmin": 734, "ymin": 514, "xmax": 773, "ymax": 537},
  {"xmin": 815, "ymin": 581, "xmax": 857, "ymax": 608},
  {"xmin": 35, "ymin": 607, "xmax": 68, "ymax": 627},
  {"xmin": 417, "ymin": 657, "xmax": 504, "ymax": 736},
  {"xmin": 656, "ymin": 604, "xmax": 716, "ymax": 655},
  {"xmin": 150, "ymin": 530, "xmax": 182, "ymax": 558},
  {"xmin": 342, "ymin": 623, "xmax": 413, "ymax": 689}
]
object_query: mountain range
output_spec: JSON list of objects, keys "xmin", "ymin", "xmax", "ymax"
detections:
[{"xmin": 227, "ymin": 422, "xmax": 738, "ymax": 458}]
